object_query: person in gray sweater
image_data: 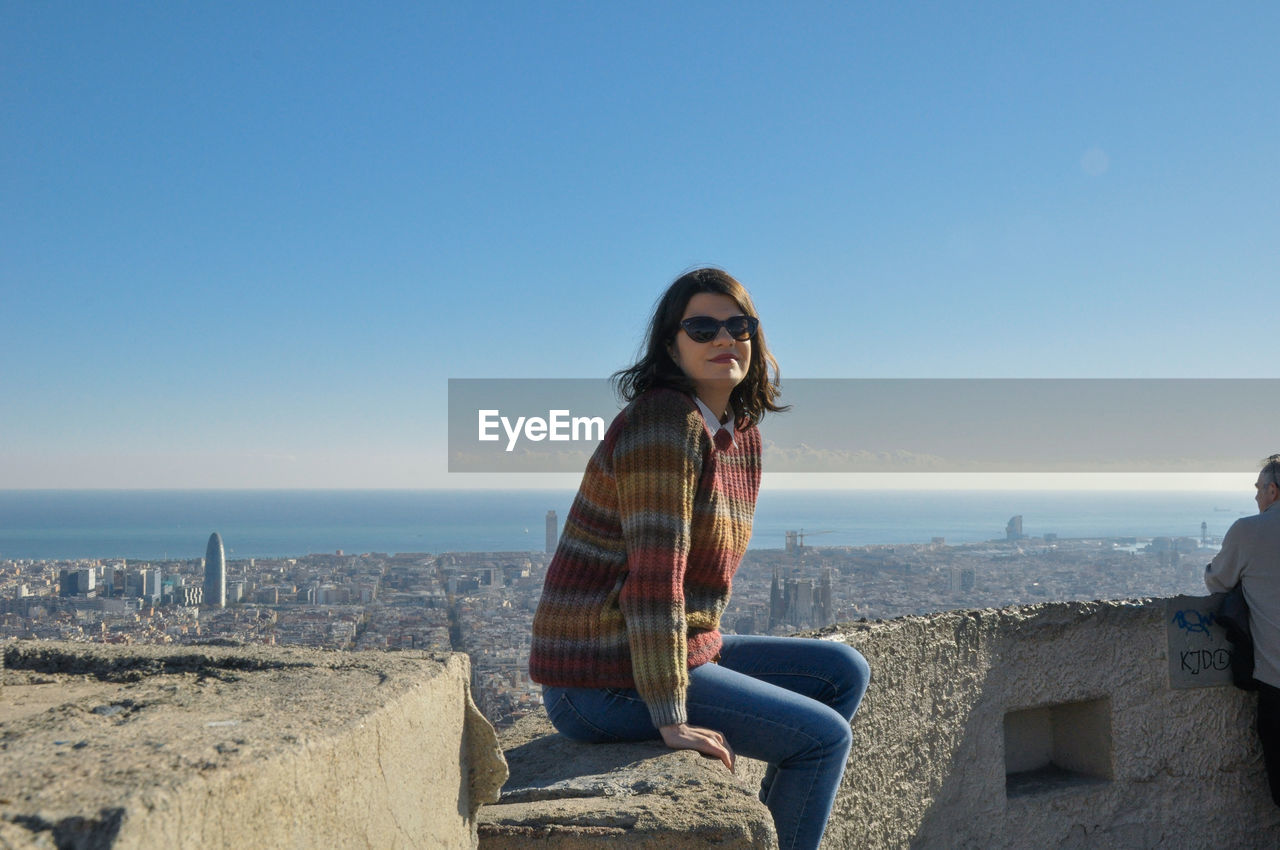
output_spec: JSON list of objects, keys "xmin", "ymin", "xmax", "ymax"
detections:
[{"xmin": 1206, "ymin": 454, "xmax": 1280, "ymax": 806}]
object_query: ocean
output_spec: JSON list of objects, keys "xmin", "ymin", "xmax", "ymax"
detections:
[{"xmin": 0, "ymin": 490, "xmax": 1254, "ymax": 562}]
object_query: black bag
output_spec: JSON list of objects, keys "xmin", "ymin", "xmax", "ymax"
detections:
[{"xmin": 1218, "ymin": 584, "xmax": 1259, "ymax": 691}]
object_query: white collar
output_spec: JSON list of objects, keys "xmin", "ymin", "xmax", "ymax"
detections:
[{"xmin": 693, "ymin": 396, "xmax": 735, "ymax": 447}]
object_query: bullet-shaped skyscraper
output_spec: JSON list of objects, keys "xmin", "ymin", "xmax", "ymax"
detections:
[
  {"xmin": 204, "ymin": 532, "xmax": 226, "ymax": 608},
  {"xmin": 545, "ymin": 510, "xmax": 558, "ymax": 554}
]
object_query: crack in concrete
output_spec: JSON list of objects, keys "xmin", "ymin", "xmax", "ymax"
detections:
[
  {"xmin": 372, "ymin": 712, "xmax": 417, "ymax": 849},
  {"xmin": 4, "ymin": 645, "xmax": 316, "ymax": 683}
]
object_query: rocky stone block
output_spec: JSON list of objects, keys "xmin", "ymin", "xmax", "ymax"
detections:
[
  {"xmin": 0, "ymin": 640, "xmax": 506, "ymax": 849},
  {"xmin": 478, "ymin": 712, "xmax": 775, "ymax": 849}
]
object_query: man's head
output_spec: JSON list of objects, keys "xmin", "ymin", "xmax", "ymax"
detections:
[{"xmin": 1255, "ymin": 454, "xmax": 1280, "ymax": 513}]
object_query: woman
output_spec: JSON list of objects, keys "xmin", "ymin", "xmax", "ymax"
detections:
[{"xmin": 529, "ymin": 267, "xmax": 869, "ymax": 850}]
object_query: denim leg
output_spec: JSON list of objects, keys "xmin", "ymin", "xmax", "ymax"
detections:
[
  {"xmin": 1257, "ymin": 683, "xmax": 1280, "ymax": 806},
  {"xmin": 541, "ymin": 636, "xmax": 870, "ymax": 850},
  {"xmin": 706, "ymin": 635, "xmax": 870, "ymax": 849},
  {"xmin": 542, "ymin": 684, "xmax": 657, "ymax": 743},
  {"xmin": 715, "ymin": 635, "xmax": 869, "ymax": 721},
  {"xmin": 715, "ymin": 635, "xmax": 870, "ymax": 807}
]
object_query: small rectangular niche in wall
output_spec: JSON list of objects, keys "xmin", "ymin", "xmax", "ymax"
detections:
[{"xmin": 1004, "ymin": 697, "xmax": 1112, "ymax": 797}]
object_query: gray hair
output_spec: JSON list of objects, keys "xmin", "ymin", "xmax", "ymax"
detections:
[{"xmin": 1263, "ymin": 454, "xmax": 1280, "ymax": 488}]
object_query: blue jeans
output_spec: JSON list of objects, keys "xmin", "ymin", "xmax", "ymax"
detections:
[{"xmin": 542, "ymin": 635, "xmax": 870, "ymax": 850}]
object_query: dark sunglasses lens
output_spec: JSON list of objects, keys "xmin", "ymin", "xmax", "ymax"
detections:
[
  {"xmin": 725, "ymin": 316, "xmax": 758, "ymax": 339},
  {"xmin": 682, "ymin": 316, "xmax": 758, "ymax": 342},
  {"xmin": 683, "ymin": 318, "xmax": 720, "ymax": 342}
]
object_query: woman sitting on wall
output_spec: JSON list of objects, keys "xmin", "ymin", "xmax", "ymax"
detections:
[{"xmin": 529, "ymin": 267, "xmax": 870, "ymax": 850}]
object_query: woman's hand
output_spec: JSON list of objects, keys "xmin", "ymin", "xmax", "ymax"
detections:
[{"xmin": 659, "ymin": 723, "xmax": 734, "ymax": 771}]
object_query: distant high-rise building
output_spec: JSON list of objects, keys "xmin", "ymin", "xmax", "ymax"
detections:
[
  {"xmin": 204, "ymin": 532, "xmax": 226, "ymax": 608},
  {"xmin": 1006, "ymin": 515, "xmax": 1023, "ymax": 541},
  {"xmin": 142, "ymin": 568, "xmax": 163, "ymax": 602},
  {"xmin": 769, "ymin": 566, "xmax": 786, "ymax": 630},
  {"xmin": 817, "ymin": 568, "xmax": 834, "ymax": 627},
  {"xmin": 951, "ymin": 567, "xmax": 976, "ymax": 594},
  {"xmin": 545, "ymin": 510, "xmax": 559, "ymax": 554}
]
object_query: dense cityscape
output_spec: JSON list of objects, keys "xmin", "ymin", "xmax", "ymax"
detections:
[{"xmin": 0, "ymin": 511, "xmax": 1216, "ymax": 730}]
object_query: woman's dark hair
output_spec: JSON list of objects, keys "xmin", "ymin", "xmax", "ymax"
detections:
[{"xmin": 612, "ymin": 267, "xmax": 788, "ymax": 427}]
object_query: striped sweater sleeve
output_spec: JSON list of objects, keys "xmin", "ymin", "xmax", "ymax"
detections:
[{"xmin": 614, "ymin": 393, "xmax": 705, "ymax": 728}]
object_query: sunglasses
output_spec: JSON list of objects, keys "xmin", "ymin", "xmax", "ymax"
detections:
[{"xmin": 679, "ymin": 315, "xmax": 759, "ymax": 343}]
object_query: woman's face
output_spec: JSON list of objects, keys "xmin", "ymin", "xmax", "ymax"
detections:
[{"xmin": 669, "ymin": 292, "xmax": 752, "ymax": 408}]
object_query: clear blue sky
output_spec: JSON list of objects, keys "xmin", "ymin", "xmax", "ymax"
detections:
[{"xmin": 2, "ymin": 2, "xmax": 1276, "ymax": 488}]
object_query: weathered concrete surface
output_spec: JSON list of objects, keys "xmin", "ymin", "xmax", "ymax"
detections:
[
  {"xmin": 478, "ymin": 712, "xmax": 775, "ymax": 849},
  {"xmin": 821, "ymin": 599, "xmax": 1280, "ymax": 849},
  {"xmin": 14, "ymin": 598, "xmax": 1268, "ymax": 849},
  {"xmin": 0, "ymin": 640, "xmax": 507, "ymax": 849}
]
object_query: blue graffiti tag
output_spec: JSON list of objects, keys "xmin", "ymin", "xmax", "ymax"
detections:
[{"xmin": 1173, "ymin": 609, "xmax": 1216, "ymax": 635}]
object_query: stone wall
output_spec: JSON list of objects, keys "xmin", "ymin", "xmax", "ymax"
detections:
[
  {"xmin": 0, "ymin": 641, "xmax": 507, "ymax": 849},
  {"xmin": 7, "ymin": 598, "xmax": 1277, "ymax": 849},
  {"xmin": 825, "ymin": 599, "xmax": 1280, "ymax": 849}
]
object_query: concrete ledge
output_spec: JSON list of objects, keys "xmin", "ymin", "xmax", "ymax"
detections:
[
  {"xmin": 1, "ymin": 640, "xmax": 507, "ymax": 849},
  {"xmin": 12, "ymin": 597, "xmax": 1267, "ymax": 848},
  {"xmin": 478, "ymin": 712, "xmax": 775, "ymax": 849},
  {"xmin": 822, "ymin": 599, "xmax": 1280, "ymax": 849},
  {"xmin": 478, "ymin": 600, "xmax": 1280, "ymax": 848}
]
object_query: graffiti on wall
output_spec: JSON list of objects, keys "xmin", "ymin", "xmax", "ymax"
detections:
[{"xmin": 1167, "ymin": 594, "xmax": 1235, "ymax": 689}]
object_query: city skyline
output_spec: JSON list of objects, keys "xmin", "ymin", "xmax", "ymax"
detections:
[{"xmin": 3, "ymin": 4, "xmax": 1276, "ymax": 490}]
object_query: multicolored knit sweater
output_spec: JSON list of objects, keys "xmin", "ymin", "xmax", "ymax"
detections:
[{"xmin": 529, "ymin": 386, "xmax": 762, "ymax": 728}]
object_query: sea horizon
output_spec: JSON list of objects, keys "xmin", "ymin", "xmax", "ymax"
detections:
[{"xmin": 0, "ymin": 488, "xmax": 1254, "ymax": 563}]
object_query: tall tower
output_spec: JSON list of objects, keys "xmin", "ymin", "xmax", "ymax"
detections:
[
  {"xmin": 143, "ymin": 567, "xmax": 163, "ymax": 602},
  {"xmin": 204, "ymin": 532, "xmax": 226, "ymax": 608},
  {"xmin": 545, "ymin": 510, "xmax": 559, "ymax": 554},
  {"xmin": 769, "ymin": 566, "xmax": 785, "ymax": 631},
  {"xmin": 818, "ymin": 568, "xmax": 833, "ymax": 627}
]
